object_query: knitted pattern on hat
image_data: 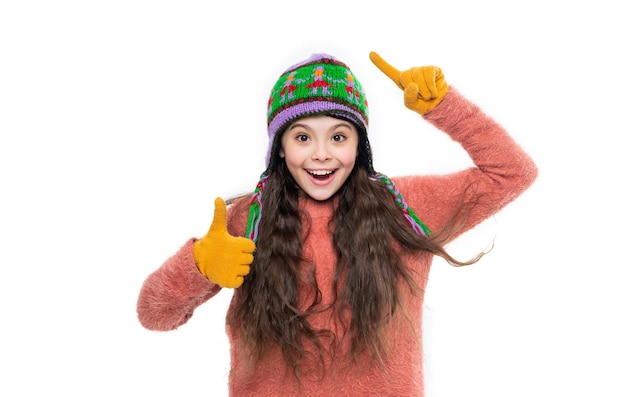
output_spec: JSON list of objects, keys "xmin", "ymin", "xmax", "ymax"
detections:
[{"xmin": 265, "ymin": 54, "xmax": 370, "ymax": 171}]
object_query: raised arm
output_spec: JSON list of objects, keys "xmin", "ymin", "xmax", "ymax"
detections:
[{"xmin": 370, "ymin": 51, "xmax": 538, "ymax": 237}]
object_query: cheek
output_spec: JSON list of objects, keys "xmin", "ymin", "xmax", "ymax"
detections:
[
  {"xmin": 282, "ymin": 147, "xmax": 299, "ymax": 164},
  {"xmin": 338, "ymin": 146, "xmax": 359, "ymax": 167}
]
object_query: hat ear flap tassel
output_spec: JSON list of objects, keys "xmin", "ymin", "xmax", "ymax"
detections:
[
  {"xmin": 246, "ymin": 172, "xmax": 269, "ymax": 243},
  {"xmin": 373, "ymin": 173, "xmax": 431, "ymax": 237}
]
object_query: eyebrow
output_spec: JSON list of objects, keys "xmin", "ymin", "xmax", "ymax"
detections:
[{"xmin": 287, "ymin": 121, "xmax": 354, "ymax": 131}]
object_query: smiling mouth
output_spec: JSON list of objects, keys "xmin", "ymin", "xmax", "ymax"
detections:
[{"xmin": 306, "ymin": 169, "xmax": 336, "ymax": 180}]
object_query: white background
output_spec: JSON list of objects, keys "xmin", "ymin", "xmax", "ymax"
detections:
[{"xmin": 1, "ymin": 1, "xmax": 625, "ymax": 396}]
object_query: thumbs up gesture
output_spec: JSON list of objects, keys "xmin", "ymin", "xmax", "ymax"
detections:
[
  {"xmin": 192, "ymin": 197, "xmax": 256, "ymax": 288},
  {"xmin": 369, "ymin": 51, "xmax": 449, "ymax": 115}
]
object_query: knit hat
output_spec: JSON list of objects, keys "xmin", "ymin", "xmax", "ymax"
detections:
[
  {"xmin": 264, "ymin": 53, "xmax": 374, "ymax": 174},
  {"xmin": 245, "ymin": 53, "xmax": 431, "ymax": 243}
]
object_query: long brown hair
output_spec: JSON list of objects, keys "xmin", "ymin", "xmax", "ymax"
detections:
[{"xmin": 226, "ymin": 155, "xmax": 485, "ymax": 379}]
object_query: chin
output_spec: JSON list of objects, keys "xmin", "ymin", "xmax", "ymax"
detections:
[
  {"xmin": 303, "ymin": 191, "xmax": 335, "ymax": 202},
  {"xmin": 299, "ymin": 184, "xmax": 341, "ymax": 201}
]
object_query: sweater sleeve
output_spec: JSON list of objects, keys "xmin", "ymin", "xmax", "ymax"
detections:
[
  {"xmin": 136, "ymin": 238, "xmax": 221, "ymax": 331},
  {"xmin": 394, "ymin": 87, "xmax": 538, "ymax": 238},
  {"xmin": 136, "ymin": 197, "xmax": 251, "ymax": 331}
]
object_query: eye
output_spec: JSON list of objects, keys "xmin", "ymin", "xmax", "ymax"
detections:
[
  {"xmin": 331, "ymin": 133, "xmax": 346, "ymax": 142},
  {"xmin": 295, "ymin": 134, "xmax": 309, "ymax": 142}
]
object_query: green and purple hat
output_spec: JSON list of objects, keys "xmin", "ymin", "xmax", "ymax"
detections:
[{"xmin": 264, "ymin": 53, "xmax": 374, "ymax": 174}]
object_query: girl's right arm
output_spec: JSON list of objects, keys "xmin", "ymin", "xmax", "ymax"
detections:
[
  {"xmin": 136, "ymin": 238, "xmax": 221, "ymax": 331},
  {"xmin": 136, "ymin": 197, "xmax": 254, "ymax": 331}
]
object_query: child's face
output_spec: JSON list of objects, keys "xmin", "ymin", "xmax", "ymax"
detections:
[{"xmin": 279, "ymin": 115, "xmax": 359, "ymax": 201}]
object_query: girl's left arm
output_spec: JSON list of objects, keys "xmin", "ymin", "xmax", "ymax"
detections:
[
  {"xmin": 397, "ymin": 86, "xmax": 538, "ymax": 236},
  {"xmin": 369, "ymin": 52, "xmax": 537, "ymax": 237}
]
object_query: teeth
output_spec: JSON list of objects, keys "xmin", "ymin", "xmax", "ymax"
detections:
[{"xmin": 307, "ymin": 169, "xmax": 334, "ymax": 176}]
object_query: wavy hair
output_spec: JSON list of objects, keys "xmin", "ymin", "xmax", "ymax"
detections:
[{"xmin": 226, "ymin": 158, "xmax": 485, "ymax": 380}]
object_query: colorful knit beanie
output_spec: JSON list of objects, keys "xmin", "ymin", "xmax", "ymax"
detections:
[
  {"xmin": 245, "ymin": 54, "xmax": 431, "ymax": 242},
  {"xmin": 264, "ymin": 53, "xmax": 373, "ymax": 174}
]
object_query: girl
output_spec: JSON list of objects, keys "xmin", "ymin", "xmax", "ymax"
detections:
[{"xmin": 137, "ymin": 51, "xmax": 538, "ymax": 396}]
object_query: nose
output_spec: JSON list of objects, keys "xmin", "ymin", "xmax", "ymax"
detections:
[{"xmin": 312, "ymin": 141, "xmax": 331, "ymax": 161}]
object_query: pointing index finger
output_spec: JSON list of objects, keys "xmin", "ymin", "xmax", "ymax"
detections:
[{"xmin": 369, "ymin": 51, "xmax": 401, "ymax": 86}]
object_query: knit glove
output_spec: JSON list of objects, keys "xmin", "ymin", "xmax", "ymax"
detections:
[
  {"xmin": 192, "ymin": 197, "xmax": 256, "ymax": 288},
  {"xmin": 369, "ymin": 51, "xmax": 449, "ymax": 115}
]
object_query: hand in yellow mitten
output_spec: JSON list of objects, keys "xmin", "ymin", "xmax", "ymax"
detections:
[
  {"xmin": 369, "ymin": 51, "xmax": 449, "ymax": 115},
  {"xmin": 193, "ymin": 197, "xmax": 256, "ymax": 288}
]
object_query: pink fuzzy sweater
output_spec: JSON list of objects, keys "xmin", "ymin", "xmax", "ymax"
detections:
[{"xmin": 137, "ymin": 88, "xmax": 538, "ymax": 396}]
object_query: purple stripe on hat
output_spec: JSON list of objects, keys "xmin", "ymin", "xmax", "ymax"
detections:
[{"xmin": 268, "ymin": 101, "xmax": 367, "ymax": 138}]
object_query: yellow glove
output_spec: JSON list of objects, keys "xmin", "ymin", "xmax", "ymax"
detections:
[
  {"xmin": 369, "ymin": 51, "xmax": 449, "ymax": 115},
  {"xmin": 192, "ymin": 197, "xmax": 256, "ymax": 288}
]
